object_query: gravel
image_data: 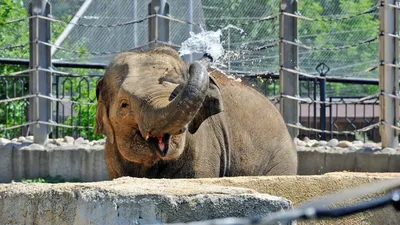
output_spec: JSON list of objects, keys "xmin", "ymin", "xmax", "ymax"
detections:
[
  {"xmin": 294, "ymin": 137, "xmax": 400, "ymax": 155},
  {"xmin": 0, "ymin": 136, "xmax": 399, "ymax": 154}
]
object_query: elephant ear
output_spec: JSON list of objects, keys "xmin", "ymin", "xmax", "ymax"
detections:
[
  {"xmin": 188, "ymin": 75, "xmax": 224, "ymax": 134},
  {"xmin": 95, "ymin": 78, "xmax": 115, "ymax": 144}
]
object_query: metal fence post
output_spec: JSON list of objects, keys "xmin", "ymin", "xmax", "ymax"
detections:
[
  {"xmin": 29, "ymin": 0, "xmax": 52, "ymax": 144},
  {"xmin": 313, "ymin": 78, "xmax": 317, "ymax": 138},
  {"xmin": 148, "ymin": 0, "xmax": 170, "ymax": 42},
  {"xmin": 280, "ymin": 0, "xmax": 299, "ymax": 138},
  {"xmin": 187, "ymin": 0, "xmax": 193, "ymax": 62},
  {"xmin": 317, "ymin": 63, "xmax": 329, "ymax": 140},
  {"xmin": 329, "ymin": 97, "xmax": 333, "ymax": 140},
  {"xmin": 132, "ymin": 0, "xmax": 138, "ymax": 47},
  {"xmin": 379, "ymin": 0, "xmax": 399, "ymax": 148}
]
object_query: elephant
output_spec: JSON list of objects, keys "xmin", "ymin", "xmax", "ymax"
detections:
[{"xmin": 95, "ymin": 46, "xmax": 297, "ymax": 179}]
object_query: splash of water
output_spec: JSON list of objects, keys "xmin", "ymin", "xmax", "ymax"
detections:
[
  {"xmin": 220, "ymin": 24, "xmax": 245, "ymax": 34},
  {"xmin": 179, "ymin": 28, "xmax": 224, "ymax": 61},
  {"xmin": 179, "ymin": 24, "xmax": 246, "ymax": 61},
  {"xmin": 179, "ymin": 25, "xmax": 247, "ymax": 82}
]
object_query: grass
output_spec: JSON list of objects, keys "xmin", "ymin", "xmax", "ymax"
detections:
[{"xmin": 21, "ymin": 176, "xmax": 80, "ymax": 183}]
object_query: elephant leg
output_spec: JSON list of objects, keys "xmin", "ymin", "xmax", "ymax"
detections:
[
  {"xmin": 104, "ymin": 143, "xmax": 125, "ymax": 179},
  {"xmin": 107, "ymin": 166, "xmax": 119, "ymax": 179},
  {"xmin": 264, "ymin": 147, "xmax": 298, "ymax": 175},
  {"xmin": 265, "ymin": 160, "xmax": 297, "ymax": 175}
]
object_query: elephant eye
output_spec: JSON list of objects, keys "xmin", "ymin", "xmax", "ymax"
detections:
[
  {"xmin": 121, "ymin": 102, "xmax": 129, "ymax": 108},
  {"xmin": 119, "ymin": 101, "xmax": 130, "ymax": 116}
]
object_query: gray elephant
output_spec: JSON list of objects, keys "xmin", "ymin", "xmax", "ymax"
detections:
[{"xmin": 95, "ymin": 46, "xmax": 297, "ymax": 179}]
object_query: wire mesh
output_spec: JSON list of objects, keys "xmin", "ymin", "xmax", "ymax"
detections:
[{"xmin": 0, "ymin": 0, "xmax": 397, "ymax": 141}]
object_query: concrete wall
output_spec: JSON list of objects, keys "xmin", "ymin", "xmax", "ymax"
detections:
[
  {"xmin": 1, "ymin": 143, "xmax": 400, "ymax": 182},
  {"xmin": 0, "ymin": 173, "xmax": 399, "ymax": 225},
  {"xmin": 297, "ymin": 150, "xmax": 400, "ymax": 175},
  {"xmin": 0, "ymin": 143, "xmax": 108, "ymax": 183}
]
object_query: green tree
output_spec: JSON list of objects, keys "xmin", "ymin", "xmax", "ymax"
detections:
[{"xmin": 0, "ymin": 0, "xmax": 103, "ymax": 140}]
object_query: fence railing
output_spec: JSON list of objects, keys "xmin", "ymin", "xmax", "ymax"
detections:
[
  {"xmin": 239, "ymin": 72, "xmax": 382, "ymax": 142},
  {"xmin": 0, "ymin": 0, "xmax": 399, "ymax": 147}
]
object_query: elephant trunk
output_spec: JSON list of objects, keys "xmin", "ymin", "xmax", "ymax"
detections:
[{"xmin": 139, "ymin": 62, "xmax": 209, "ymax": 137}]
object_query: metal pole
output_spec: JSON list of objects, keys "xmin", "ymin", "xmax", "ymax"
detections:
[
  {"xmin": 313, "ymin": 78, "xmax": 317, "ymax": 139},
  {"xmin": 317, "ymin": 63, "xmax": 329, "ymax": 140},
  {"xmin": 187, "ymin": 0, "xmax": 193, "ymax": 62},
  {"xmin": 148, "ymin": 0, "xmax": 170, "ymax": 42},
  {"xmin": 379, "ymin": 0, "xmax": 399, "ymax": 148},
  {"xmin": 133, "ymin": 0, "xmax": 138, "ymax": 47},
  {"xmin": 329, "ymin": 98, "xmax": 333, "ymax": 140},
  {"xmin": 228, "ymin": 28, "xmax": 231, "ymax": 71},
  {"xmin": 29, "ymin": 0, "xmax": 52, "ymax": 144},
  {"xmin": 279, "ymin": 0, "xmax": 299, "ymax": 138},
  {"xmin": 51, "ymin": 0, "xmax": 93, "ymax": 56},
  {"xmin": 320, "ymin": 76, "xmax": 326, "ymax": 140}
]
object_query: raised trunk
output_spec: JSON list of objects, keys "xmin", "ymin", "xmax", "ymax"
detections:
[{"xmin": 139, "ymin": 62, "xmax": 209, "ymax": 137}]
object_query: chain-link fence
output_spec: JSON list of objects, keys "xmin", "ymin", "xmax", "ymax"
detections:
[{"xmin": 0, "ymin": 0, "xmax": 398, "ymax": 145}]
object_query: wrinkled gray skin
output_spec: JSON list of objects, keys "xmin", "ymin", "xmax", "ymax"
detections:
[{"xmin": 95, "ymin": 46, "xmax": 297, "ymax": 179}]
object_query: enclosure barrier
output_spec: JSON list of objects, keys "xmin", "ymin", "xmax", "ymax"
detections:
[{"xmin": 0, "ymin": 0, "xmax": 399, "ymax": 146}]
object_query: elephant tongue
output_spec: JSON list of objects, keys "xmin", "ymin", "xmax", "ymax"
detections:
[{"xmin": 158, "ymin": 135, "xmax": 166, "ymax": 152}]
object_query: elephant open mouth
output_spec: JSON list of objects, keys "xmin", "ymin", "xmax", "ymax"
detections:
[{"xmin": 147, "ymin": 133, "xmax": 172, "ymax": 157}]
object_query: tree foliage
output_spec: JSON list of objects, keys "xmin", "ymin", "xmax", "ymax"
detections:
[{"xmin": 0, "ymin": 0, "xmax": 382, "ymax": 139}]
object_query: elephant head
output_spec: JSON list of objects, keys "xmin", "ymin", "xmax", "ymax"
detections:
[{"xmin": 95, "ymin": 47, "xmax": 223, "ymax": 166}]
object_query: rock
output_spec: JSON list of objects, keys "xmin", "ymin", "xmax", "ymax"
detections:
[
  {"xmin": 333, "ymin": 147, "xmax": 347, "ymax": 153},
  {"xmin": 318, "ymin": 140, "xmax": 328, "ymax": 146},
  {"xmin": 45, "ymin": 143, "xmax": 58, "ymax": 149},
  {"xmin": 293, "ymin": 137, "xmax": 300, "ymax": 145},
  {"xmin": 96, "ymin": 139, "xmax": 106, "ymax": 145},
  {"xmin": 64, "ymin": 136, "xmax": 74, "ymax": 144},
  {"xmin": 303, "ymin": 137, "xmax": 311, "ymax": 143},
  {"xmin": 0, "ymin": 138, "xmax": 10, "ymax": 145},
  {"xmin": 296, "ymin": 146, "xmax": 308, "ymax": 151},
  {"xmin": 56, "ymin": 142, "xmax": 69, "ymax": 147},
  {"xmin": 348, "ymin": 146, "xmax": 358, "ymax": 152},
  {"xmin": 17, "ymin": 136, "xmax": 26, "ymax": 142},
  {"xmin": 327, "ymin": 139, "xmax": 338, "ymax": 147},
  {"xmin": 47, "ymin": 139, "xmax": 57, "ymax": 145},
  {"xmin": 381, "ymin": 147, "xmax": 396, "ymax": 154},
  {"xmin": 26, "ymin": 136, "xmax": 34, "ymax": 141},
  {"xmin": 297, "ymin": 140, "xmax": 306, "ymax": 147},
  {"xmin": 363, "ymin": 142, "xmax": 376, "ymax": 149},
  {"xmin": 336, "ymin": 141, "xmax": 352, "ymax": 148},
  {"xmin": 312, "ymin": 142, "xmax": 320, "ymax": 147},
  {"xmin": 0, "ymin": 177, "xmax": 293, "ymax": 225},
  {"xmin": 352, "ymin": 140, "xmax": 364, "ymax": 147},
  {"xmin": 305, "ymin": 142, "xmax": 314, "ymax": 147},
  {"xmin": 20, "ymin": 143, "xmax": 45, "ymax": 151},
  {"xmin": 74, "ymin": 137, "xmax": 89, "ymax": 145},
  {"xmin": 11, "ymin": 138, "xmax": 18, "ymax": 142},
  {"xmin": 356, "ymin": 148, "xmax": 374, "ymax": 153}
]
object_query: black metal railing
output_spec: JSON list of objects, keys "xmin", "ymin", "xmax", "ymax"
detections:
[
  {"xmin": 241, "ymin": 73, "xmax": 380, "ymax": 142},
  {"xmin": 0, "ymin": 59, "xmax": 382, "ymax": 141}
]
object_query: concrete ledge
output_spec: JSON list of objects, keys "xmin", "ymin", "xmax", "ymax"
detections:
[
  {"xmin": 0, "ymin": 177, "xmax": 293, "ymax": 225},
  {"xmin": 1, "ymin": 173, "xmax": 399, "ymax": 225}
]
